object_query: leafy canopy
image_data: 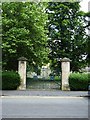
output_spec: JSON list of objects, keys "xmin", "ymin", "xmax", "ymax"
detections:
[
  {"xmin": 2, "ymin": 2, "xmax": 49, "ymax": 70},
  {"xmin": 47, "ymin": 2, "xmax": 87, "ymax": 71}
]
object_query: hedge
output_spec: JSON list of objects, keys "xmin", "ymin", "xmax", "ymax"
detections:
[
  {"xmin": 0, "ymin": 72, "xmax": 2, "ymax": 90},
  {"xmin": 69, "ymin": 73, "xmax": 90, "ymax": 91},
  {"xmin": 2, "ymin": 71, "xmax": 21, "ymax": 90}
]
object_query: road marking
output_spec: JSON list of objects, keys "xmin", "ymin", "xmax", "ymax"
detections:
[{"xmin": 1, "ymin": 96, "xmax": 84, "ymax": 99}]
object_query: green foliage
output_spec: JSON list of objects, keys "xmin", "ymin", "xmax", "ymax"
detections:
[
  {"xmin": 27, "ymin": 75, "xmax": 61, "ymax": 81},
  {"xmin": 84, "ymin": 12, "xmax": 90, "ymax": 65},
  {"xmin": 47, "ymin": 2, "xmax": 87, "ymax": 71},
  {"xmin": 69, "ymin": 73, "xmax": 89, "ymax": 91},
  {"xmin": 0, "ymin": 71, "xmax": 2, "ymax": 90},
  {"xmin": 54, "ymin": 76, "xmax": 61, "ymax": 81},
  {"xmin": 84, "ymin": 12, "xmax": 90, "ymax": 29},
  {"xmin": 2, "ymin": 2, "xmax": 49, "ymax": 70},
  {"xmin": 2, "ymin": 71, "xmax": 21, "ymax": 90}
]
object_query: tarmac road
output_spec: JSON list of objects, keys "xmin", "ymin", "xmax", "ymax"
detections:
[{"xmin": 1, "ymin": 96, "xmax": 89, "ymax": 118}]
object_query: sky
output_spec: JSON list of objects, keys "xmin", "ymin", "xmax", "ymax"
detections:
[
  {"xmin": 80, "ymin": 0, "xmax": 90, "ymax": 12},
  {"xmin": 80, "ymin": 0, "xmax": 90, "ymax": 34}
]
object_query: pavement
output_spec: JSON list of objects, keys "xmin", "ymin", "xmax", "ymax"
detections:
[{"xmin": 0, "ymin": 90, "xmax": 90, "ymax": 97}]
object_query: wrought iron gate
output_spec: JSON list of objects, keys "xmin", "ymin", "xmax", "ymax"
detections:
[
  {"xmin": 26, "ymin": 77, "xmax": 61, "ymax": 90},
  {"xmin": 26, "ymin": 64, "xmax": 61, "ymax": 90}
]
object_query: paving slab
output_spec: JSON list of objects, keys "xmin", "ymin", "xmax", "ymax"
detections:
[{"xmin": 0, "ymin": 90, "xmax": 89, "ymax": 97}]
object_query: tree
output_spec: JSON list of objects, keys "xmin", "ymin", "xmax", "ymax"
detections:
[
  {"xmin": 84, "ymin": 12, "xmax": 90, "ymax": 30},
  {"xmin": 84, "ymin": 11, "xmax": 90, "ymax": 65},
  {"xmin": 2, "ymin": 2, "xmax": 49, "ymax": 70},
  {"xmin": 47, "ymin": 2, "xmax": 87, "ymax": 71},
  {"xmin": 0, "ymin": 3, "xmax": 2, "ymax": 72}
]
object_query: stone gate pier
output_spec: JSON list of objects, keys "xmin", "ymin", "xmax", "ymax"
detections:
[
  {"xmin": 18, "ymin": 57, "xmax": 27, "ymax": 90},
  {"xmin": 60, "ymin": 57, "xmax": 71, "ymax": 91}
]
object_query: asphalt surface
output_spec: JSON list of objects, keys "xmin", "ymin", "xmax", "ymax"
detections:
[
  {"xmin": 0, "ymin": 90, "xmax": 89, "ymax": 97},
  {"xmin": 0, "ymin": 90, "xmax": 90, "ymax": 119},
  {"xmin": 2, "ymin": 96, "xmax": 89, "ymax": 118}
]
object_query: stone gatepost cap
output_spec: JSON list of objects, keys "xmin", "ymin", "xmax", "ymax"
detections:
[
  {"xmin": 60, "ymin": 57, "xmax": 71, "ymax": 62},
  {"xmin": 18, "ymin": 57, "xmax": 28, "ymax": 61}
]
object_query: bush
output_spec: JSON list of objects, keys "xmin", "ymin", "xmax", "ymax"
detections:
[
  {"xmin": 0, "ymin": 71, "xmax": 2, "ymax": 90},
  {"xmin": 69, "ymin": 73, "xmax": 90, "ymax": 91},
  {"xmin": 2, "ymin": 71, "xmax": 21, "ymax": 90}
]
